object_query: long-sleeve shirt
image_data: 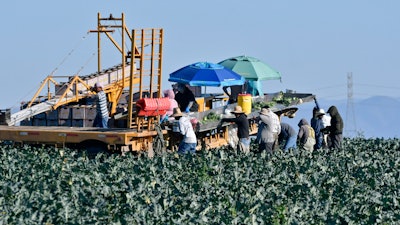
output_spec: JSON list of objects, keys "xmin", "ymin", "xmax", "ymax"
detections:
[
  {"xmin": 327, "ymin": 106, "xmax": 344, "ymax": 135},
  {"xmin": 178, "ymin": 116, "xmax": 197, "ymax": 144},
  {"xmin": 311, "ymin": 117, "xmax": 324, "ymax": 138},
  {"xmin": 221, "ymin": 114, "xmax": 249, "ymax": 139},
  {"xmin": 297, "ymin": 118, "xmax": 315, "ymax": 144},
  {"xmin": 256, "ymin": 111, "xmax": 281, "ymax": 143},
  {"xmin": 279, "ymin": 122, "xmax": 297, "ymax": 143}
]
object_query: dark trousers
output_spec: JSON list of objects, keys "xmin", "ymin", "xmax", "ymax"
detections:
[
  {"xmin": 329, "ymin": 134, "xmax": 343, "ymax": 150},
  {"xmin": 259, "ymin": 139, "xmax": 278, "ymax": 153}
]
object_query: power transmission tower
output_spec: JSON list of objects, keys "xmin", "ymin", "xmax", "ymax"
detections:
[{"xmin": 345, "ymin": 72, "xmax": 357, "ymax": 137}]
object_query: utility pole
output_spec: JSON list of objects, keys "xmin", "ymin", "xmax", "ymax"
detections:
[{"xmin": 345, "ymin": 72, "xmax": 357, "ymax": 137}]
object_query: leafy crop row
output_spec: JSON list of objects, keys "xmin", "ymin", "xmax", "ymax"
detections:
[{"xmin": 1, "ymin": 138, "xmax": 400, "ymax": 224}]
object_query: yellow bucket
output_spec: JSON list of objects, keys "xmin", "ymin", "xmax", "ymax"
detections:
[{"xmin": 238, "ymin": 94, "xmax": 252, "ymax": 114}]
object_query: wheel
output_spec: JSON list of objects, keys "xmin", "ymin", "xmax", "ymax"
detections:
[{"xmin": 80, "ymin": 140, "xmax": 109, "ymax": 159}]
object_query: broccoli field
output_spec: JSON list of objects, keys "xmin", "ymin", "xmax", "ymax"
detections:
[{"xmin": 1, "ymin": 138, "xmax": 400, "ymax": 224}]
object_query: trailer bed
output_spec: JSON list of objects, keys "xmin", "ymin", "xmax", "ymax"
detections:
[{"xmin": 0, "ymin": 125, "xmax": 164, "ymax": 151}]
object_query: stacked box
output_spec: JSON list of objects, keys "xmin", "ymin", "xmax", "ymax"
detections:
[
  {"xmin": 72, "ymin": 106, "xmax": 85, "ymax": 119},
  {"xmin": 85, "ymin": 119, "xmax": 94, "ymax": 127},
  {"xmin": 59, "ymin": 107, "xmax": 71, "ymax": 120},
  {"xmin": 72, "ymin": 119, "xmax": 84, "ymax": 127},
  {"xmin": 0, "ymin": 109, "xmax": 11, "ymax": 125},
  {"xmin": 85, "ymin": 106, "xmax": 97, "ymax": 120},
  {"xmin": 33, "ymin": 118, "xmax": 47, "ymax": 126},
  {"xmin": 47, "ymin": 120, "xmax": 59, "ymax": 126},
  {"xmin": 35, "ymin": 112, "xmax": 46, "ymax": 119},
  {"xmin": 20, "ymin": 119, "xmax": 32, "ymax": 126},
  {"xmin": 59, "ymin": 119, "xmax": 71, "ymax": 127},
  {"xmin": 211, "ymin": 99, "xmax": 224, "ymax": 109},
  {"xmin": 46, "ymin": 110, "xmax": 58, "ymax": 120}
]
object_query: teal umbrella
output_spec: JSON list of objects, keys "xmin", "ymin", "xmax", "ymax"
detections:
[{"xmin": 218, "ymin": 55, "xmax": 281, "ymax": 81}]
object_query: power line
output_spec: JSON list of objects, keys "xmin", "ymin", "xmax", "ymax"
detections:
[
  {"xmin": 355, "ymin": 83, "xmax": 400, "ymax": 90},
  {"xmin": 313, "ymin": 84, "xmax": 345, "ymax": 90}
]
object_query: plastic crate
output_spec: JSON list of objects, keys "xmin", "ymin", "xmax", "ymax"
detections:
[
  {"xmin": 0, "ymin": 109, "xmax": 10, "ymax": 125},
  {"xmin": 59, "ymin": 119, "xmax": 71, "ymax": 127},
  {"xmin": 59, "ymin": 107, "xmax": 71, "ymax": 119}
]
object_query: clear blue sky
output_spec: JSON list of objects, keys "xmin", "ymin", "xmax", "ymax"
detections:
[{"xmin": 1, "ymin": 1, "xmax": 399, "ymax": 110}]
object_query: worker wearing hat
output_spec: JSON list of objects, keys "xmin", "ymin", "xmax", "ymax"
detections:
[
  {"xmin": 311, "ymin": 107, "xmax": 325, "ymax": 150},
  {"xmin": 219, "ymin": 105, "xmax": 250, "ymax": 153},
  {"xmin": 317, "ymin": 108, "xmax": 331, "ymax": 148},
  {"xmin": 171, "ymin": 107, "xmax": 197, "ymax": 154},
  {"xmin": 255, "ymin": 106, "xmax": 281, "ymax": 153},
  {"xmin": 92, "ymin": 82, "xmax": 109, "ymax": 128}
]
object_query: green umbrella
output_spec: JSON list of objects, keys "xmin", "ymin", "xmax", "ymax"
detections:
[{"xmin": 218, "ymin": 55, "xmax": 281, "ymax": 81}]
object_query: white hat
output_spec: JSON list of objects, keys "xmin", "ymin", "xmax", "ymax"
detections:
[
  {"xmin": 316, "ymin": 109, "xmax": 325, "ymax": 116},
  {"xmin": 94, "ymin": 82, "xmax": 103, "ymax": 88}
]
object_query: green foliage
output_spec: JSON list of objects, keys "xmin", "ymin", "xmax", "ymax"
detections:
[
  {"xmin": 200, "ymin": 112, "xmax": 220, "ymax": 124},
  {"xmin": 253, "ymin": 92, "xmax": 299, "ymax": 110},
  {"xmin": 252, "ymin": 101, "xmax": 275, "ymax": 110},
  {"xmin": 271, "ymin": 96, "xmax": 298, "ymax": 107},
  {"xmin": 1, "ymin": 138, "xmax": 400, "ymax": 224}
]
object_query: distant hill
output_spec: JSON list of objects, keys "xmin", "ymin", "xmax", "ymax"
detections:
[
  {"xmin": 280, "ymin": 96, "xmax": 399, "ymax": 139},
  {"xmin": 353, "ymin": 96, "xmax": 399, "ymax": 138}
]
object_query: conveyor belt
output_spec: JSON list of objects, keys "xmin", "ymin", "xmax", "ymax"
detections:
[{"xmin": 8, "ymin": 63, "xmax": 131, "ymax": 126}]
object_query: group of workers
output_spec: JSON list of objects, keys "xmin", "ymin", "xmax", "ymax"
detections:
[
  {"xmin": 91, "ymin": 81, "xmax": 344, "ymax": 154},
  {"xmin": 164, "ymin": 84, "xmax": 344, "ymax": 154},
  {"xmin": 167, "ymin": 102, "xmax": 343, "ymax": 154}
]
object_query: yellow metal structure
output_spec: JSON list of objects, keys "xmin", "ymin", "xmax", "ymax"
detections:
[
  {"xmin": 0, "ymin": 13, "xmax": 316, "ymax": 154},
  {"xmin": 24, "ymin": 13, "xmax": 163, "ymax": 129},
  {"xmin": 0, "ymin": 13, "xmax": 166, "ymax": 153}
]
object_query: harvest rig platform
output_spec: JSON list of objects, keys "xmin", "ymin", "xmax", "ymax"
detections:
[{"xmin": 0, "ymin": 13, "xmax": 315, "ymax": 154}]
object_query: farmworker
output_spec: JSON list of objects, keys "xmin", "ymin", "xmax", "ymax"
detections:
[
  {"xmin": 326, "ymin": 105, "xmax": 344, "ymax": 150},
  {"xmin": 171, "ymin": 107, "xmax": 197, "ymax": 154},
  {"xmin": 312, "ymin": 98, "xmax": 331, "ymax": 148},
  {"xmin": 92, "ymin": 82, "xmax": 109, "ymax": 128},
  {"xmin": 172, "ymin": 83, "xmax": 179, "ymax": 94},
  {"xmin": 219, "ymin": 105, "xmax": 250, "ymax": 153},
  {"xmin": 297, "ymin": 118, "xmax": 316, "ymax": 151},
  {"xmin": 161, "ymin": 89, "xmax": 178, "ymax": 122},
  {"xmin": 255, "ymin": 106, "xmax": 281, "ymax": 153},
  {"xmin": 319, "ymin": 108, "xmax": 331, "ymax": 148},
  {"xmin": 310, "ymin": 107, "xmax": 324, "ymax": 150},
  {"xmin": 222, "ymin": 82, "xmax": 248, "ymax": 104},
  {"xmin": 278, "ymin": 122, "xmax": 297, "ymax": 152},
  {"xmin": 174, "ymin": 83, "xmax": 198, "ymax": 113}
]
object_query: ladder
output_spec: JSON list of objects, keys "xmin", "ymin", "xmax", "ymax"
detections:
[{"xmin": 127, "ymin": 28, "xmax": 163, "ymax": 130}]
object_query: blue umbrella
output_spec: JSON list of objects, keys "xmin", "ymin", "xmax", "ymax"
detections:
[{"xmin": 168, "ymin": 62, "xmax": 245, "ymax": 87}]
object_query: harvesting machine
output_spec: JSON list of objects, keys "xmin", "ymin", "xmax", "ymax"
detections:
[{"xmin": 0, "ymin": 13, "xmax": 315, "ymax": 155}]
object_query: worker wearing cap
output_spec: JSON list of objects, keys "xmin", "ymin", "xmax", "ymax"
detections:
[{"xmin": 92, "ymin": 82, "xmax": 109, "ymax": 128}]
